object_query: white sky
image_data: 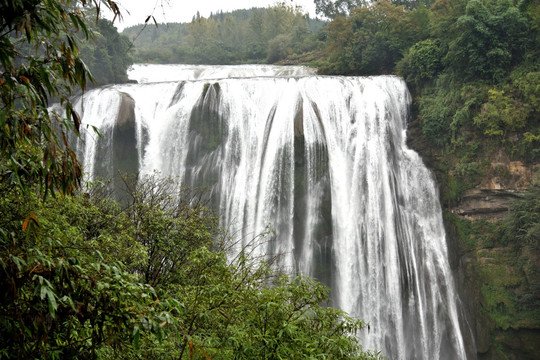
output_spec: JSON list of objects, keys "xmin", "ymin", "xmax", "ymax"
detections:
[{"xmin": 108, "ymin": 0, "xmax": 318, "ymax": 31}]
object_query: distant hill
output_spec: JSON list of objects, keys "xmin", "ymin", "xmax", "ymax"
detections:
[{"xmin": 122, "ymin": 5, "xmax": 327, "ymax": 65}]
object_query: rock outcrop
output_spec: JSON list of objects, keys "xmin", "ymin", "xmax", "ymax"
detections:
[
  {"xmin": 453, "ymin": 188, "xmax": 520, "ymax": 220},
  {"xmin": 452, "ymin": 161, "xmax": 537, "ymax": 221}
]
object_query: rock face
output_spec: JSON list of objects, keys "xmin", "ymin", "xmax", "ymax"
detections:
[
  {"xmin": 111, "ymin": 92, "xmax": 138, "ymax": 201},
  {"xmin": 452, "ymin": 161, "xmax": 537, "ymax": 221},
  {"xmin": 114, "ymin": 92, "xmax": 138, "ymax": 176},
  {"xmin": 479, "ymin": 161, "xmax": 534, "ymax": 190},
  {"xmin": 453, "ymin": 189, "xmax": 520, "ymax": 220}
]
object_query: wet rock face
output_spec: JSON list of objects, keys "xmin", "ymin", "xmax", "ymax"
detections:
[
  {"xmin": 114, "ymin": 92, "xmax": 138, "ymax": 176},
  {"xmin": 116, "ymin": 92, "xmax": 136, "ymax": 129}
]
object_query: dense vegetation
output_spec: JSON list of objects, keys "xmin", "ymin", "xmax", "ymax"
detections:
[
  {"xmin": 0, "ymin": 1, "xmax": 381, "ymax": 359},
  {"xmin": 79, "ymin": 17, "xmax": 133, "ymax": 85},
  {"xmin": 122, "ymin": 5, "xmax": 326, "ymax": 65},
  {"xmin": 316, "ymin": 0, "xmax": 538, "ymax": 180}
]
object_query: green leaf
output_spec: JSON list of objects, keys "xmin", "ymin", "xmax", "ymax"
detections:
[
  {"xmin": 132, "ymin": 324, "xmax": 140, "ymax": 349},
  {"xmin": 47, "ymin": 288, "xmax": 58, "ymax": 317}
]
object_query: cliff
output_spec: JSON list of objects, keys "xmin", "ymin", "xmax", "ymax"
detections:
[{"xmin": 407, "ymin": 118, "xmax": 540, "ymax": 360}]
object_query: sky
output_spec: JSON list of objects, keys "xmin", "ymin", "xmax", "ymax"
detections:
[{"xmin": 108, "ymin": 0, "xmax": 318, "ymax": 31}]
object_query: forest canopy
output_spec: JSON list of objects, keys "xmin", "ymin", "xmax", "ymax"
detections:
[{"xmin": 122, "ymin": 4, "xmax": 327, "ymax": 65}]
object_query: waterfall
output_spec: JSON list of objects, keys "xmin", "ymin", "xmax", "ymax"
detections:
[{"xmin": 74, "ymin": 64, "xmax": 469, "ymax": 359}]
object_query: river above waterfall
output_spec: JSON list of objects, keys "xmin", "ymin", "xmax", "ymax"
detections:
[
  {"xmin": 74, "ymin": 64, "xmax": 471, "ymax": 359},
  {"xmin": 128, "ymin": 63, "xmax": 317, "ymax": 83}
]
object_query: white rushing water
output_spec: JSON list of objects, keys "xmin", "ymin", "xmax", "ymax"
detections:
[
  {"xmin": 74, "ymin": 65, "xmax": 469, "ymax": 359},
  {"xmin": 128, "ymin": 63, "xmax": 317, "ymax": 83}
]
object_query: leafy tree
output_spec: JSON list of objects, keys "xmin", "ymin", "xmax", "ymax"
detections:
[
  {"xmin": 79, "ymin": 18, "xmax": 134, "ymax": 85},
  {"xmin": 123, "ymin": 5, "xmax": 323, "ymax": 65},
  {"xmin": 267, "ymin": 33, "xmax": 294, "ymax": 63},
  {"xmin": 118, "ymin": 173, "xmax": 217, "ymax": 287},
  {"xmin": 322, "ymin": 1, "xmax": 430, "ymax": 75},
  {"xmin": 0, "ymin": 185, "xmax": 165, "ymax": 359},
  {"xmin": 0, "ymin": 0, "xmax": 129, "ymax": 197},
  {"xmin": 137, "ymin": 240, "xmax": 382, "ymax": 360},
  {"xmin": 105, "ymin": 175, "xmax": 381, "ymax": 359},
  {"xmin": 473, "ymin": 88, "xmax": 528, "ymax": 137},
  {"xmin": 398, "ymin": 39, "xmax": 443, "ymax": 87},
  {"xmin": 0, "ymin": 1, "xmax": 164, "ymax": 358},
  {"xmin": 314, "ymin": 0, "xmax": 435, "ymax": 18},
  {"xmin": 445, "ymin": 0, "xmax": 529, "ymax": 82}
]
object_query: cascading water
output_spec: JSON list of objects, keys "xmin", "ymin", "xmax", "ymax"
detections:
[{"xmin": 73, "ymin": 64, "xmax": 470, "ymax": 359}]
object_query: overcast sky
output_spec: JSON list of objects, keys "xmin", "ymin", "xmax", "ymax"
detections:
[{"xmin": 108, "ymin": 0, "xmax": 318, "ymax": 30}]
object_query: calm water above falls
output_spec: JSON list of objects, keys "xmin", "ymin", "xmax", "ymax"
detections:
[{"xmin": 74, "ymin": 64, "xmax": 471, "ymax": 359}]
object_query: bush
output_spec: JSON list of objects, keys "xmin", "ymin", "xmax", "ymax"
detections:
[{"xmin": 402, "ymin": 39, "xmax": 442, "ymax": 86}]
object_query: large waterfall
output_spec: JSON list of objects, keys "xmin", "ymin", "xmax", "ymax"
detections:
[{"xmin": 74, "ymin": 64, "xmax": 470, "ymax": 359}]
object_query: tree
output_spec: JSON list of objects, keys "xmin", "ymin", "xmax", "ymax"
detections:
[
  {"xmin": 0, "ymin": 0, "xmax": 125, "ymax": 198},
  {"xmin": 398, "ymin": 39, "xmax": 443, "ymax": 88},
  {"xmin": 118, "ymin": 173, "xmax": 217, "ymax": 287},
  {"xmin": 137, "ymin": 235, "xmax": 383, "ymax": 360},
  {"xmin": 322, "ymin": 1, "xmax": 430, "ymax": 75},
  {"xmin": 0, "ymin": 184, "xmax": 166, "ymax": 359},
  {"xmin": 445, "ymin": 0, "xmax": 529, "ymax": 82},
  {"xmin": 79, "ymin": 18, "xmax": 134, "ymax": 85}
]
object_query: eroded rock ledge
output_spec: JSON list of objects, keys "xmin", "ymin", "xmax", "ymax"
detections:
[
  {"xmin": 453, "ymin": 189, "xmax": 520, "ymax": 220},
  {"xmin": 452, "ymin": 161, "xmax": 537, "ymax": 221}
]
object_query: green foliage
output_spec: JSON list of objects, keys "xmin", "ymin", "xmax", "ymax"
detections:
[
  {"xmin": 0, "ymin": 0, "xmax": 131, "ymax": 198},
  {"xmin": 0, "ymin": 186, "xmax": 163, "ymax": 359},
  {"xmin": 139, "ymin": 245, "xmax": 381, "ymax": 360},
  {"xmin": 0, "ymin": 5, "xmax": 143, "ymax": 351},
  {"xmin": 417, "ymin": 80, "xmax": 473, "ymax": 146},
  {"xmin": 118, "ymin": 173, "xmax": 217, "ymax": 287},
  {"xmin": 484, "ymin": 185, "xmax": 540, "ymax": 329},
  {"xmin": 317, "ymin": 0, "xmax": 538, "ymax": 168},
  {"xmin": 1, "ymin": 173, "xmax": 381, "ymax": 359},
  {"xmin": 79, "ymin": 18, "xmax": 134, "ymax": 85},
  {"xmin": 474, "ymin": 88, "xmax": 528, "ymax": 136},
  {"xmin": 445, "ymin": 0, "xmax": 529, "ymax": 83},
  {"xmin": 477, "ymin": 243, "xmax": 539, "ymax": 330},
  {"xmin": 445, "ymin": 183, "xmax": 540, "ymax": 335},
  {"xmin": 314, "ymin": 0, "xmax": 365, "ymax": 18},
  {"xmin": 398, "ymin": 39, "xmax": 442, "ymax": 86},
  {"xmin": 124, "ymin": 5, "xmax": 324, "ymax": 65},
  {"xmin": 504, "ymin": 184, "xmax": 540, "ymax": 249},
  {"xmin": 321, "ymin": 1, "xmax": 430, "ymax": 75},
  {"xmin": 267, "ymin": 34, "xmax": 294, "ymax": 63}
]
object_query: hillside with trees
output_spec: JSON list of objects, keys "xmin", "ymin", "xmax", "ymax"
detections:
[{"xmin": 122, "ymin": 5, "xmax": 327, "ymax": 64}]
